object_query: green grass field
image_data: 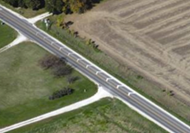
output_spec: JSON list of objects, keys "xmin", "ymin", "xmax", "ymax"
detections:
[
  {"xmin": 0, "ymin": 21, "xmax": 17, "ymax": 48},
  {"xmin": 0, "ymin": 1, "xmax": 46, "ymax": 18},
  {"xmin": 11, "ymin": 98, "xmax": 167, "ymax": 133},
  {"xmin": 36, "ymin": 15, "xmax": 190, "ymax": 125},
  {"xmin": 0, "ymin": 42, "xmax": 97, "ymax": 128}
]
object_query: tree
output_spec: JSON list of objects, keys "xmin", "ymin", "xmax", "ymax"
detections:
[
  {"xmin": 24, "ymin": 0, "xmax": 42, "ymax": 10},
  {"xmin": 18, "ymin": 0, "xmax": 26, "ymax": 8},
  {"xmin": 39, "ymin": 55, "xmax": 66, "ymax": 69},
  {"xmin": 45, "ymin": 0, "xmax": 64, "ymax": 14},
  {"xmin": 70, "ymin": 0, "xmax": 84, "ymax": 13},
  {"xmin": 3, "ymin": 0, "xmax": 19, "ymax": 7},
  {"xmin": 56, "ymin": 14, "xmax": 65, "ymax": 27},
  {"xmin": 86, "ymin": 39, "xmax": 92, "ymax": 45},
  {"xmin": 62, "ymin": 0, "xmax": 92, "ymax": 13}
]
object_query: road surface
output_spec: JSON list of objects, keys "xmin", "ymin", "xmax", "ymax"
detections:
[{"xmin": 0, "ymin": 5, "xmax": 190, "ymax": 133}]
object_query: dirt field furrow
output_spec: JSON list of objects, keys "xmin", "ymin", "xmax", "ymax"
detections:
[
  {"xmin": 133, "ymin": 2, "xmax": 190, "ymax": 29},
  {"xmin": 124, "ymin": 0, "xmax": 182, "ymax": 22},
  {"xmin": 158, "ymin": 28, "xmax": 190, "ymax": 45},
  {"xmin": 142, "ymin": 8, "xmax": 190, "ymax": 34},
  {"xmin": 123, "ymin": 25, "xmax": 165, "ymax": 51},
  {"xmin": 148, "ymin": 17, "xmax": 190, "ymax": 40},
  {"xmin": 119, "ymin": 0, "xmax": 166, "ymax": 18},
  {"xmin": 113, "ymin": 0, "xmax": 154, "ymax": 14},
  {"xmin": 173, "ymin": 44, "xmax": 190, "ymax": 56},
  {"xmin": 166, "ymin": 33, "xmax": 190, "ymax": 48}
]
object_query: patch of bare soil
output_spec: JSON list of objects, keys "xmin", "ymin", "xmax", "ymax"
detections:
[{"xmin": 65, "ymin": 0, "xmax": 190, "ymax": 120}]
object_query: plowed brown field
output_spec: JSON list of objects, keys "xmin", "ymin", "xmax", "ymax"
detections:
[{"xmin": 66, "ymin": 0, "xmax": 190, "ymax": 120}]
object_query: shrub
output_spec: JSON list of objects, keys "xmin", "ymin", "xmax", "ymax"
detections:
[{"xmin": 49, "ymin": 87, "xmax": 74, "ymax": 100}]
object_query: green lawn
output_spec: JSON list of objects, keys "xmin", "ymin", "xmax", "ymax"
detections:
[
  {"xmin": 0, "ymin": 21, "xmax": 17, "ymax": 48},
  {"xmin": 0, "ymin": 42, "xmax": 97, "ymax": 127},
  {"xmin": 0, "ymin": 1, "xmax": 46, "ymax": 18},
  {"xmin": 11, "ymin": 98, "xmax": 167, "ymax": 133},
  {"xmin": 36, "ymin": 15, "xmax": 190, "ymax": 125}
]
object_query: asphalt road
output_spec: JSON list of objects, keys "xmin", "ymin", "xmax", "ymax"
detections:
[{"xmin": 0, "ymin": 6, "xmax": 190, "ymax": 133}]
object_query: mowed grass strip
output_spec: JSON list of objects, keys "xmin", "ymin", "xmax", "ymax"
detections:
[
  {"xmin": 0, "ymin": 42, "xmax": 97, "ymax": 127},
  {"xmin": 11, "ymin": 98, "xmax": 167, "ymax": 133},
  {"xmin": 0, "ymin": 21, "xmax": 17, "ymax": 48}
]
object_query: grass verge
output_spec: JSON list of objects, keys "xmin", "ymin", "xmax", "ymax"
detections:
[
  {"xmin": 0, "ymin": 20, "xmax": 17, "ymax": 48},
  {"xmin": 36, "ymin": 15, "xmax": 190, "ymax": 125},
  {"xmin": 0, "ymin": 42, "xmax": 97, "ymax": 127},
  {"xmin": 11, "ymin": 98, "xmax": 167, "ymax": 133}
]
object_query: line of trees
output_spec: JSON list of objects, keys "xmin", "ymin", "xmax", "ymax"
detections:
[
  {"xmin": 39, "ymin": 55, "xmax": 80, "ymax": 100},
  {"xmin": 3, "ymin": 0, "xmax": 45, "ymax": 10},
  {"xmin": 49, "ymin": 87, "xmax": 74, "ymax": 100},
  {"xmin": 3, "ymin": 0, "xmax": 103, "ymax": 13},
  {"xmin": 46, "ymin": 0, "xmax": 103, "ymax": 14}
]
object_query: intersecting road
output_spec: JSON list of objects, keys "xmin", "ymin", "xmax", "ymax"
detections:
[{"xmin": 0, "ymin": 5, "xmax": 190, "ymax": 133}]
